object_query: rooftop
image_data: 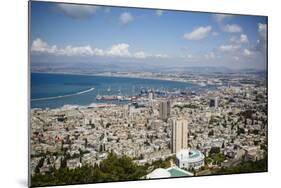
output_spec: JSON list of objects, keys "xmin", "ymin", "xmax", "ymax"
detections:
[
  {"xmin": 146, "ymin": 168, "xmax": 171, "ymax": 179},
  {"xmin": 176, "ymin": 149, "xmax": 205, "ymax": 163},
  {"xmin": 167, "ymin": 166, "xmax": 193, "ymax": 177},
  {"xmin": 146, "ymin": 166, "xmax": 193, "ymax": 179}
]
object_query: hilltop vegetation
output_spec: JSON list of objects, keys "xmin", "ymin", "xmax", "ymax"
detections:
[
  {"xmin": 31, "ymin": 152, "xmax": 146, "ymax": 187},
  {"xmin": 31, "ymin": 153, "xmax": 175, "ymax": 187}
]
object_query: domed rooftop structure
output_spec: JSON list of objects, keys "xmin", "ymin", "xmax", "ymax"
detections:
[
  {"xmin": 176, "ymin": 148, "xmax": 205, "ymax": 169},
  {"xmin": 176, "ymin": 149, "xmax": 205, "ymax": 162},
  {"xmin": 146, "ymin": 168, "xmax": 171, "ymax": 179}
]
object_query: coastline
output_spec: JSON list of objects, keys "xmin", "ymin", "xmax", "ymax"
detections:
[
  {"xmin": 31, "ymin": 71, "xmax": 196, "ymax": 85},
  {"xmin": 30, "ymin": 71, "xmax": 209, "ymax": 110},
  {"xmin": 31, "ymin": 87, "xmax": 95, "ymax": 102}
]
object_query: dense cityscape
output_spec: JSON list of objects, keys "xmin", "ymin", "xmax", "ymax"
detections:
[
  {"xmin": 30, "ymin": 71, "xmax": 267, "ymax": 186},
  {"xmin": 29, "ymin": 2, "xmax": 267, "ymax": 186}
]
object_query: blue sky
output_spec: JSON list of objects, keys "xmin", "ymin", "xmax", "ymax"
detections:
[{"xmin": 30, "ymin": 1, "xmax": 267, "ymax": 70}]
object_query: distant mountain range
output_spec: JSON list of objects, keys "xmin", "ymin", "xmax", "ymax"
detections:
[{"xmin": 31, "ymin": 61, "xmax": 266, "ymax": 74}]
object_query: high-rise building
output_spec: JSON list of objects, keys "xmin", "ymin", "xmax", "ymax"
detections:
[
  {"xmin": 209, "ymin": 96, "xmax": 219, "ymax": 109},
  {"xmin": 148, "ymin": 91, "xmax": 154, "ymax": 106},
  {"xmin": 159, "ymin": 100, "xmax": 170, "ymax": 121},
  {"xmin": 214, "ymin": 96, "xmax": 219, "ymax": 108},
  {"xmin": 148, "ymin": 91, "xmax": 154, "ymax": 101},
  {"xmin": 171, "ymin": 117, "xmax": 188, "ymax": 153},
  {"xmin": 209, "ymin": 99, "xmax": 215, "ymax": 108}
]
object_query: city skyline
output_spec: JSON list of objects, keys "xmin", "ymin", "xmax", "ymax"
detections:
[
  {"xmin": 29, "ymin": 2, "xmax": 268, "ymax": 186},
  {"xmin": 30, "ymin": 2, "xmax": 267, "ymax": 70}
]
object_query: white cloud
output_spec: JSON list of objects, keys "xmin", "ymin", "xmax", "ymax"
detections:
[
  {"xmin": 243, "ymin": 48, "xmax": 253, "ymax": 56},
  {"xmin": 183, "ymin": 26, "xmax": 212, "ymax": 40},
  {"xmin": 31, "ymin": 38, "xmax": 58, "ymax": 54},
  {"xmin": 120, "ymin": 12, "xmax": 134, "ymax": 24},
  {"xmin": 223, "ymin": 24, "xmax": 242, "ymax": 33},
  {"xmin": 181, "ymin": 51, "xmax": 218, "ymax": 62},
  {"xmin": 154, "ymin": 54, "xmax": 169, "ymax": 58},
  {"xmin": 256, "ymin": 23, "xmax": 267, "ymax": 53},
  {"xmin": 258, "ymin": 23, "xmax": 267, "ymax": 39},
  {"xmin": 107, "ymin": 43, "xmax": 130, "ymax": 57},
  {"xmin": 133, "ymin": 51, "xmax": 148, "ymax": 59},
  {"xmin": 213, "ymin": 14, "xmax": 233, "ymax": 23},
  {"xmin": 59, "ymin": 45, "xmax": 104, "ymax": 56},
  {"xmin": 230, "ymin": 34, "xmax": 249, "ymax": 44},
  {"xmin": 31, "ymin": 38, "xmax": 48, "ymax": 52},
  {"xmin": 156, "ymin": 10, "xmax": 163, "ymax": 16},
  {"xmin": 31, "ymin": 38, "xmax": 168, "ymax": 60},
  {"xmin": 239, "ymin": 34, "xmax": 249, "ymax": 43},
  {"xmin": 219, "ymin": 44, "xmax": 240, "ymax": 52},
  {"xmin": 57, "ymin": 4, "xmax": 99, "ymax": 19},
  {"xmin": 218, "ymin": 32, "xmax": 258, "ymax": 60},
  {"xmin": 92, "ymin": 48, "xmax": 105, "ymax": 56},
  {"xmin": 213, "ymin": 14, "xmax": 243, "ymax": 34}
]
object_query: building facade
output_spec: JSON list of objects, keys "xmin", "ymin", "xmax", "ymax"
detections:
[
  {"xmin": 176, "ymin": 149, "xmax": 205, "ymax": 170},
  {"xmin": 171, "ymin": 117, "xmax": 188, "ymax": 153},
  {"xmin": 159, "ymin": 100, "xmax": 171, "ymax": 121},
  {"xmin": 209, "ymin": 96, "xmax": 219, "ymax": 108}
]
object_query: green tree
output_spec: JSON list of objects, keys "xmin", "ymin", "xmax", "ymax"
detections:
[{"xmin": 209, "ymin": 147, "xmax": 220, "ymax": 154}]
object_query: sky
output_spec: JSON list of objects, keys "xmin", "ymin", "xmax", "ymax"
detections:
[{"xmin": 30, "ymin": 1, "xmax": 267, "ymax": 70}]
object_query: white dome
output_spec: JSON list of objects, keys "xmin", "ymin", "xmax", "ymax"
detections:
[
  {"xmin": 176, "ymin": 149, "xmax": 205, "ymax": 163},
  {"xmin": 147, "ymin": 168, "xmax": 171, "ymax": 179}
]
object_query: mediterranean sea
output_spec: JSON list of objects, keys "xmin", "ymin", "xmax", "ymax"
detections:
[{"xmin": 31, "ymin": 72, "xmax": 209, "ymax": 109}]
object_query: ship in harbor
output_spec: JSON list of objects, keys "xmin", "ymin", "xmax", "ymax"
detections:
[
  {"xmin": 95, "ymin": 87, "xmax": 196, "ymax": 102},
  {"xmin": 96, "ymin": 95, "xmax": 133, "ymax": 101},
  {"xmin": 96, "ymin": 95, "xmax": 116, "ymax": 101}
]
